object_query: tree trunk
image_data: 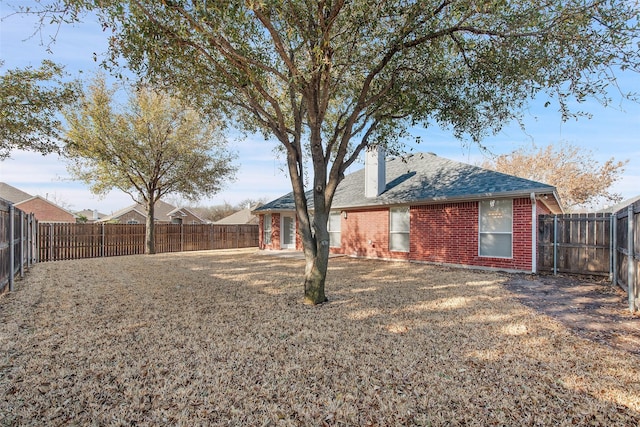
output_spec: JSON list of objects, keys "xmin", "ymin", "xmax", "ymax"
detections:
[
  {"xmin": 303, "ymin": 248, "xmax": 329, "ymax": 304},
  {"xmin": 299, "ymin": 203, "xmax": 329, "ymax": 305},
  {"xmin": 301, "ymin": 209, "xmax": 329, "ymax": 305},
  {"xmin": 145, "ymin": 199, "xmax": 156, "ymax": 254}
]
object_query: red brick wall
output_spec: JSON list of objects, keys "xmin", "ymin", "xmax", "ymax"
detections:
[
  {"xmin": 410, "ymin": 198, "xmax": 533, "ymax": 271},
  {"xmin": 258, "ymin": 197, "xmax": 536, "ymax": 272},
  {"xmin": 16, "ymin": 198, "xmax": 75, "ymax": 223},
  {"xmin": 334, "ymin": 208, "xmax": 409, "ymax": 260}
]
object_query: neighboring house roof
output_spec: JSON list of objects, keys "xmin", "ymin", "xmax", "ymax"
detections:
[
  {"xmin": 597, "ymin": 195, "xmax": 640, "ymax": 214},
  {"xmin": 15, "ymin": 195, "xmax": 77, "ymax": 222},
  {"xmin": 100, "ymin": 199, "xmax": 205, "ymax": 222},
  {"xmin": 99, "ymin": 204, "xmax": 147, "ymax": 222},
  {"xmin": 255, "ymin": 152, "xmax": 562, "ymax": 213},
  {"xmin": 215, "ymin": 204, "xmax": 261, "ymax": 225},
  {"xmin": 167, "ymin": 206, "xmax": 206, "ymax": 223},
  {"xmin": 0, "ymin": 182, "xmax": 33, "ymax": 204},
  {"xmin": 75, "ymin": 209, "xmax": 107, "ymax": 221}
]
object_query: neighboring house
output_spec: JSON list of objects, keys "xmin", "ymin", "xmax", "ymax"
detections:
[
  {"xmin": 75, "ymin": 209, "xmax": 107, "ymax": 223},
  {"xmin": 99, "ymin": 200, "xmax": 206, "ymax": 224},
  {"xmin": 15, "ymin": 196, "xmax": 77, "ymax": 223},
  {"xmin": 215, "ymin": 203, "xmax": 261, "ymax": 225},
  {"xmin": 254, "ymin": 151, "xmax": 563, "ymax": 273},
  {"xmin": 0, "ymin": 182, "xmax": 76, "ymax": 223}
]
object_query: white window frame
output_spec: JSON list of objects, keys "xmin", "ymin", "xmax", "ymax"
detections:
[
  {"xmin": 479, "ymin": 199, "xmax": 513, "ymax": 258},
  {"xmin": 389, "ymin": 207, "xmax": 410, "ymax": 252},
  {"xmin": 263, "ymin": 214, "xmax": 272, "ymax": 245},
  {"xmin": 328, "ymin": 211, "xmax": 341, "ymax": 248}
]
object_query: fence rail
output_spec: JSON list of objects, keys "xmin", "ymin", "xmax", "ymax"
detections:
[
  {"xmin": 0, "ymin": 200, "xmax": 37, "ymax": 294},
  {"xmin": 38, "ymin": 223, "xmax": 259, "ymax": 262},
  {"xmin": 537, "ymin": 213, "xmax": 611, "ymax": 276}
]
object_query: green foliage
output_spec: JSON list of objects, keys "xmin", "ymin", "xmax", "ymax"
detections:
[
  {"xmin": 63, "ymin": 75, "xmax": 237, "ymax": 206},
  {"xmin": 0, "ymin": 60, "xmax": 79, "ymax": 159},
  {"xmin": 40, "ymin": 0, "xmax": 640, "ymax": 300}
]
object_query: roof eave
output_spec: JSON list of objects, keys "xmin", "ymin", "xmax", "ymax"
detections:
[{"xmin": 331, "ymin": 188, "xmax": 559, "ymax": 210}]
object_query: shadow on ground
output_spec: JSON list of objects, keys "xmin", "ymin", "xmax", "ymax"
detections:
[{"xmin": 503, "ymin": 273, "xmax": 640, "ymax": 356}]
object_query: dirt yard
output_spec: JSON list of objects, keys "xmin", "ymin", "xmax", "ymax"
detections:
[{"xmin": 1, "ymin": 249, "xmax": 639, "ymax": 426}]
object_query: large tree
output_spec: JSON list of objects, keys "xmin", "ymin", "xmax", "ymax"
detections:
[
  {"xmin": 43, "ymin": 0, "xmax": 640, "ymax": 303},
  {"xmin": 482, "ymin": 142, "xmax": 627, "ymax": 211},
  {"xmin": 63, "ymin": 76, "xmax": 237, "ymax": 254},
  {"xmin": 0, "ymin": 60, "xmax": 79, "ymax": 159}
]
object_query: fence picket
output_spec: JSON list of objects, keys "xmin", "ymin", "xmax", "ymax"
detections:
[
  {"xmin": 0, "ymin": 200, "xmax": 36, "ymax": 294},
  {"xmin": 538, "ymin": 213, "xmax": 611, "ymax": 276},
  {"xmin": 37, "ymin": 223, "xmax": 259, "ymax": 262}
]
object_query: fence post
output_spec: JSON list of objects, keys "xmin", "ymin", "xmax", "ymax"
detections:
[
  {"xmin": 28, "ymin": 214, "xmax": 34, "ymax": 267},
  {"xmin": 101, "ymin": 222, "xmax": 105, "ymax": 257},
  {"xmin": 181, "ymin": 223, "xmax": 184, "ymax": 252},
  {"xmin": 611, "ymin": 214, "xmax": 617, "ymax": 286},
  {"xmin": 33, "ymin": 216, "xmax": 38, "ymax": 263},
  {"xmin": 628, "ymin": 205, "xmax": 636, "ymax": 312},
  {"xmin": 19, "ymin": 210, "xmax": 24, "ymax": 278},
  {"xmin": 553, "ymin": 215, "xmax": 558, "ymax": 275},
  {"xmin": 9, "ymin": 205, "xmax": 15, "ymax": 292}
]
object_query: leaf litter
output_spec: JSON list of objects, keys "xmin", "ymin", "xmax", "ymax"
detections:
[{"xmin": 1, "ymin": 248, "xmax": 639, "ymax": 426}]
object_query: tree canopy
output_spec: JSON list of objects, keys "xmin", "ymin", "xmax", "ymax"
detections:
[
  {"xmin": 0, "ymin": 60, "xmax": 79, "ymax": 159},
  {"xmin": 63, "ymin": 75, "xmax": 237, "ymax": 253},
  {"xmin": 482, "ymin": 142, "xmax": 627, "ymax": 212},
  {"xmin": 43, "ymin": 0, "xmax": 640, "ymax": 303}
]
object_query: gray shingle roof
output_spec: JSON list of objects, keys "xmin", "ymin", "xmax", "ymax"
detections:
[
  {"xmin": 0, "ymin": 182, "xmax": 33, "ymax": 204},
  {"xmin": 215, "ymin": 204, "xmax": 260, "ymax": 225},
  {"xmin": 256, "ymin": 153, "xmax": 561, "ymax": 212}
]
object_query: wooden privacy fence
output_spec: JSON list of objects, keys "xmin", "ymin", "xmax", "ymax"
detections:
[
  {"xmin": 38, "ymin": 223, "xmax": 259, "ymax": 262},
  {"xmin": 613, "ymin": 202, "xmax": 640, "ymax": 312},
  {"xmin": 537, "ymin": 213, "xmax": 611, "ymax": 276},
  {"xmin": 538, "ymin": 207, "xmax": 640, "ymax": 313},
  {"xmin": 0, "ymin": 200, "xmax": 37, "ymax": 294}
]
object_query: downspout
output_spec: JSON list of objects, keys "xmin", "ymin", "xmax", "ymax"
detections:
[{"xmin": 530, "ymin": 193, "xmax": 537, "ymax": 274}]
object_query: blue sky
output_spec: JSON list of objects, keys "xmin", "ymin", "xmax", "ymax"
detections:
[{"xmin": 1, "ymin": 4, "xmax": 639, "ymax": 214}]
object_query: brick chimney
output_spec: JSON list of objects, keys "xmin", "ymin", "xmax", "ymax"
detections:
[{"xmin": 365, "ymin": 146, "xmax": 386, "ymax": 198}]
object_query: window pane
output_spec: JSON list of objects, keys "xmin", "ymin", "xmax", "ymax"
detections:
[
  {"xmin": 328, "ymin": 212, "xmax": 341, "ymax": 231},
  {"xmin": 263, "ymin": 214, "xmax": 272, "ymax": 244},
  {"xmin": 390, "ymin": 207, "xmax": 409, "ymax": 232},
  {"xmin": 390, "ymin": 233, "xmax": 409, "ymax": 252},
  {"xmin": 480, "ymin": 200, "xmax": 512, "ymax": 233},
  {"xmin": 479, "ymin": 233, "xmax": 512, "ymax": 257},
  {"xmin": 329, "ymin": 231, "xmax": 341, "ymax": 248}
]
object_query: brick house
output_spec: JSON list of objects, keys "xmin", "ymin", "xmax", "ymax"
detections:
[
  {"xmin": 14, "ymin": 196, "xmax": 76, "ymax": 223},
  {"xmin": 253, "ymin": 151, "xmax": 563, "ymax": 273},
  {"xmin": 99, "ymin": 200, "xmax": 206, "ymax": 224},
  {"xmin": 0, "ymin": 183, "xmax": 76, "ymax": 223}
]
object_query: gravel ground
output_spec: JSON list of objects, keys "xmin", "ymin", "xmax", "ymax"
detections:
[{"xmin": 1, "ymin": 248, "xmax": 639, "ymax": 426}]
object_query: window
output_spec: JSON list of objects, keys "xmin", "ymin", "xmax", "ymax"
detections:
[
  {"xmin": 328, "ymin": 211, "xmax": 341, "ymax": 248},
  {"xmin": 479, "ymin": 199, "xmax": 512, "ymax": 258},
  {"xmin": 263, "ymin": 214, "xmax": 272, "ymax": 245},
  {"xmin": 389, "ymin": 207, "xmax": 410, "ymax": 252},
  {"xmin": 126, "ymin": 219, "xmax": 139, "ymax": 224}
]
